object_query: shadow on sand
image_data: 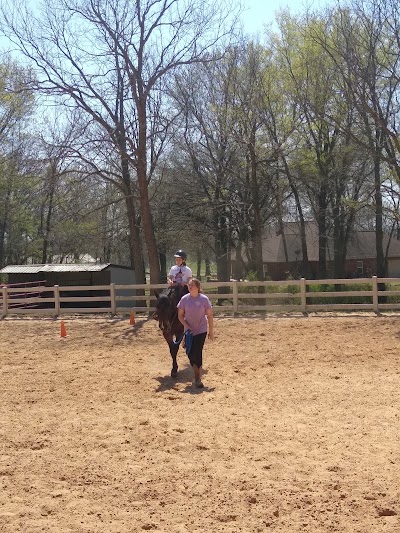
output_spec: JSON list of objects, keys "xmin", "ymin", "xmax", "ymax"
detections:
[{"xmin": 154, "ymin": 366, "xmax": 213, "ymax": 394}]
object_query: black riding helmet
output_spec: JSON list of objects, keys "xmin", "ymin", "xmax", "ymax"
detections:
[{"xmin": 174, "ymin": 250, "xmax": 187, "ymax": 260}]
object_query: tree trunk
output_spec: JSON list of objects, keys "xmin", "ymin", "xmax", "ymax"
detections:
[
  {"xmin": 118, "ymin": 116, "xmax": 146, "ymax": 284},
  {"xmin": 0, "ymin": 184, "xmax": 11, "ymax": 268},
  {"xmin": 215, "ymin": 214, "xmax": 230, "ymax": 284},
  {"xmin": 233, "ymin": 242, "xmax": 246, "ymax": 280},
  {"xmin": 137, "ymin": 100, "xmax": 160, "ymax": 284},
  {"xmin": 196, "ymin": 252, "xmax": 202, "ymax": 279},
  {"xmin": 318, "ymin": 186, "xmax": 328, "ymax": 279},
  {"xmin": 375, "ymin": 156, "xmax": 385, "ymax": 278},
  {"xmin": 277, "ymin": 210, "xmax": 289, "ymax": 264},
  {"xmin": 281, "ymin": 156, "xmax": 310, "ymax": 278},
  {"xmin": 205, "ymin": 257, "xmax": 211, "ymax": 278},
  {"xmin": 159, "ymin": 250, "xmax": 167, "ymax": 282},
  {"xmin": 374, "ymin": 153, "xmax": 387, "ymax": 301},
  {"xmin": 41, "ymin": 163, "xmax": 57, "ymax": 264},
  {"xmin": 248, "ymin": 133, "xmax": 264, "ymax": 282},
  {"xmin": 125, "ymin": 193, "xmax": 145, "ymax": 283},
  {"xmin": 332, "ymin": 200, "xmax": 345, "ymax": 279}
]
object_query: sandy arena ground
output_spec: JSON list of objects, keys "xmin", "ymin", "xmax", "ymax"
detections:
[{"xmin": 0, "ymin": 313, "xmax": 399, "ymax": 533}]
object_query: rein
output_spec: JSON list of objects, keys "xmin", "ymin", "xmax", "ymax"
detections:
[{"xmin": 172, "ymin": 332, "xmax": 184, "ymax": 346}]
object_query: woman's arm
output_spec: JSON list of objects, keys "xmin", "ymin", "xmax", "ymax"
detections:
[
  {"xmin": 178, "ymin": 308, "xmax": 190, "ymax": 330},
  {"xmin": 206, "ymin": 307, "xmax": 214, "ymax": 341}
]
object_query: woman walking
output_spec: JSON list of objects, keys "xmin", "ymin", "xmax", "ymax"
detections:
[{"xmin": 177, "ymin": 278, "xmax": 214, "ymax": 388}]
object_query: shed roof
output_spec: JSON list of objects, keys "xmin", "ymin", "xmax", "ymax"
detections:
[{"xmin": 0, "ymin": 263, "xmax": 112, "ymax": 274}]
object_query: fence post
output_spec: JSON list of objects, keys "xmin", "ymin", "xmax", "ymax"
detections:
[
  {"xmin": 372, "ymin": 276, "xmax": 378, "ymax": 314},
  {"xmin": 54, "ymin": 285, "xmax": 60, "ymax": 317},
  {"xmin": 300, "ymin": 278, "xmax": 307, "ymax": 314},
  {"xmin": 110, "ymin": 283, "xmax": 116, "ymax": 315},
  {"xmin": 233, "ymin": 280, "xmax": 238, "ymax": 315},
  {"xmin": 1, "ymin": 286, "xmax": 8, "ymax": 317}
]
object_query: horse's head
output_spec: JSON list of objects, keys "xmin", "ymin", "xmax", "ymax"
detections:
[{"xmin": 153, "ymin": 286, "xmax": 184, "ymax": 331}]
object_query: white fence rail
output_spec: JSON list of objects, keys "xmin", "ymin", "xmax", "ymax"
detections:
[{"xmin": 1, "ymin": 277, "xmax": 400, "ymax": 317}]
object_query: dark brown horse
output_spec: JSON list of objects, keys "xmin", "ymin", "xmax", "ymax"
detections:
[{"xmin": 153, "ymin": 285, "xmax": 185, "ymax": 377}]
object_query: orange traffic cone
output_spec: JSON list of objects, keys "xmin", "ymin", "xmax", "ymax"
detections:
[
  {"xmin": 60, "ymin": 320, "xmax": 67, "ymax": 338},
  {"xmin": 130, "ymin": 310, "xmax": 136, "ymax": 326}
]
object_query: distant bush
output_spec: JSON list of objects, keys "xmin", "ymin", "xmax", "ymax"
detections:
[
  {"xmin": 306, "ymin": 282, "xmax": 372, "ymax": 304},
  {"xmin": 237, "ymin": 275, "xmax": 301, "ymax": 306},
  {"xmin": 386, "ymin": 283, "xmax": 400, "ymax": 303}
]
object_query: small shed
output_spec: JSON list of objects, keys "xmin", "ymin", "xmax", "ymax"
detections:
[
  {"xmin": 0, "ymin": 263, "xmax": 136, "ymax": 310},
  {"xmin": 0, "ymin": 263, "xmax": 136, "ymax": 287}
]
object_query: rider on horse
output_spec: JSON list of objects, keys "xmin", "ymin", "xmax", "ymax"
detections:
[
  {"xmin": 153, "ymin": 250, "xmax": 192, "ymax": 377},
  {"xmin": 168, "ymin": 250, "xmax": 192, "ymax": 298}
]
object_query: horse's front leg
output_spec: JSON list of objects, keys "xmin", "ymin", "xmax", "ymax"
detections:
[
  {"xmin": 169, "ymin": 341, "xmax": 180, "ymax": 378},
  {"xmin": 163, "ymin": 331, "xmax": 179, "ymax": 377}
]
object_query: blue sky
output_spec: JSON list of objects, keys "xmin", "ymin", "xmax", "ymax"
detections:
[
  {"xmin": 0, "ymin": 0, "xmax": 334, "ymax": 53},
  {"xmin": 240, "ymin": 0, "xmax": 334, "ymax": 35}
]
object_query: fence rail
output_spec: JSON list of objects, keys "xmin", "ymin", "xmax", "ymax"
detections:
[{"xmin": 1, "ymin": 277, "xmax": 400, "ymax": 317}]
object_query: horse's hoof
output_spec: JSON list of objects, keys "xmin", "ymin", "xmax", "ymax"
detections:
[{"xmin": 171, "ymin": 369, "xmax": 178, "ymax": 378}]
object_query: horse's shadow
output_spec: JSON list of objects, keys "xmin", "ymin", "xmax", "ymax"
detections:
[
  {"xmin": 155, "ymin": 365, "xmax": 211, "ymax": 394},
  {"xmin": 121, "ymin": 318, "xmax": 150, "ymax": 338}
]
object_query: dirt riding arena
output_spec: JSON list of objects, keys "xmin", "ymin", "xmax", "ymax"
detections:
[{"xmin": 1, "ymin": 314, "xmax": 399, "ymax": 532}]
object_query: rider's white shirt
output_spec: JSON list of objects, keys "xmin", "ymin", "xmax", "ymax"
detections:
[{"xmin": 168, "ymin": 265, "xmax": 192, "ymax": 284}]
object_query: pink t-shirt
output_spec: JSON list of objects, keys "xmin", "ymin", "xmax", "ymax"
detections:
[{"xmin": 177, "ymin": 293, "xmax": 212, "ymax": 336}]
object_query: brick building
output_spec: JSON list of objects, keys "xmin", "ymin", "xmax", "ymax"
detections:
[{"xmin": 231, "ymin": 222, "xmax": 400, "ymax": 280}]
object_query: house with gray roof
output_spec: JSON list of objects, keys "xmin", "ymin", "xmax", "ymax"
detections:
[{"xmin": 232, "ymin": 222, "xmax": 400, "ymax": 280}]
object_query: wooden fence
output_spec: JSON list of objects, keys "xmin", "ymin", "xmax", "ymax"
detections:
[{"xmin": 1, "ymin": 277, "xmax": 400, "ymax": 317}]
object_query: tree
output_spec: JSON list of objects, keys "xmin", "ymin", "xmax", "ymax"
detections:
[
  {"xmin": 277, "ymin": 11, "xmax": 373, "ymax": 278},
  {"xmin": 0, "ymin": 59, "xmax": 35, "ymax": 267},
  {"xmin": 229, "ymin": 42, "xmax": 277, "ymax": 281},
  {"xmin": 171, "ymin": 52, "xmax": 243, "ymax": 284},
  {"xmin": 259, "ymin": 43, "xmax": 312, "ymax": 278},
  {"xmin": 1, "ymin": 0, "xmax": 238, "ymax": 283},
  {"xmin": 312, "ymin": 1, "xmax": 400, "ymax": 277}
]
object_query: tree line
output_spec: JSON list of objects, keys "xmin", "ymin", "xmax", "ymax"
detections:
[{"xmin": 1, "ymin": 0, "xmax": 400, "ymax": 283}]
